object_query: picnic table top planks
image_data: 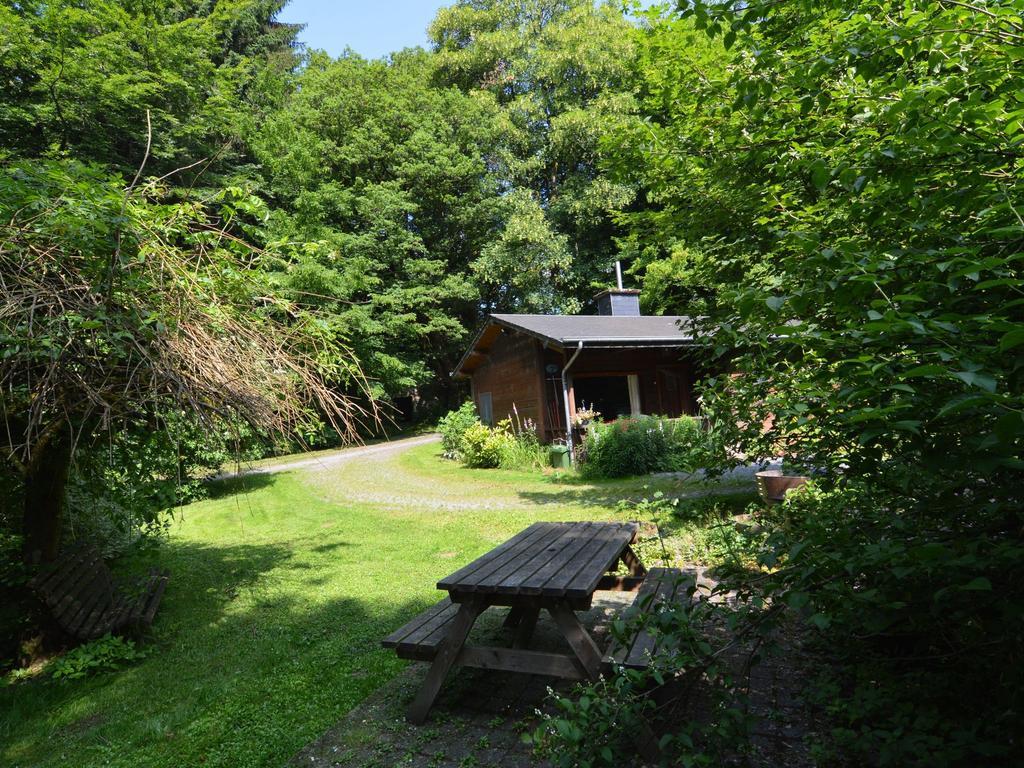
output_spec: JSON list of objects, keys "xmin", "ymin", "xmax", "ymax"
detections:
[{"xmin": 436, "ymin": 521, "xmax": 638, "ymax": 600}]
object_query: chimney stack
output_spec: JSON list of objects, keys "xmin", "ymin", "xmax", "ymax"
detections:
[{"xmin": 594, "ymin": 288, "xmax": 641, "ymax": 316}]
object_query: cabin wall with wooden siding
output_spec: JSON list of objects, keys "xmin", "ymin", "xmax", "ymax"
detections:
[{"xmin": 470, "ymin": 332, "xmax": 544, "ymax": 433}]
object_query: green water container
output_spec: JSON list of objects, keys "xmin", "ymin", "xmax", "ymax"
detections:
[{"xmin": 549, "ymin": 444, "xmax": 571, "ymax": 469}]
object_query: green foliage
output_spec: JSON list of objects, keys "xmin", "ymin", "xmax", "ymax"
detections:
[
  {"xmin": 251, "ymin": 50, "xmax": 501, "ymax": 400},
  {"xmin": 460, "ymin": 422, "xmax": 511, "ymax": 469},
  {"xmin": 618, "ymin": 0, "xmax": 1024, "ymax": 488},
  {"xmin": 0, "ymin": 0, "xmax": 297, "ymax": 177},
  {"xmin": 0, "ymin": 533, "xmax": 30, "ymax": 668},
  {"xmin": 438, "ymin": 402, "xmax": 481, "ymax": 459},
  {"xmin": 601, "ymin": 1, "xmax": 1024, "ymax": 761},
  {"xmin": 64, "ymin": 415, "xmax": 268, "ymax": 553},
  {"xmin": 532, "ymin": 672, "xmax": 654, "ymax": 767},
  {"xmin": 0, "ymin": 0, "xmax": 335, "ymax": 562},
  {"xmin": 0, "ymin": 158, "xmax": 366, "ymax": 561},
  {"xmin": 443, "ymin": 412, "xmax": 547, "ymax": 470},
  {"xmin": 494, "ymin": 418, "xmax": 547, "ymax": 471},
  {"xmin": 431, "ymin": 0, "xmax": 641, "ymax": 308},
  {"xmin": 472, "ymin": 188, "xmax": 572, "ymax": 311},
  {"xmin": 614, "ymin": 491, "xmax": 765, "ymax": 572},
  {"xmin": 579, "ymin": 416, "xmax": 712, "ymax": 478},
  {"xmin": 49, "ymin": 634, "xmax": 152, "ymax": 681},
  {"xmin": 536, "ymin": 572, "xmax": 757, "ymax": 767},
  {"xmin": 751, "ymin": 483, "xmax": 1024, "ymax": 765}
]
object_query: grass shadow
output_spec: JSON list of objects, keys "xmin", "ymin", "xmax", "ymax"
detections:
[
  {"xmin": 203, "ymin": 471, "xmax": 280, "ymax": 500},
  {"xmin": 516, "ymin": 479, "xmax": 756, "ymax": 517},
  {"xmin": 309, "ymin": 542, "xmax": 351, "ymax": 555}
]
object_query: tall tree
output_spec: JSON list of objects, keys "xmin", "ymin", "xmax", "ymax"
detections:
[
  {"xmin": 251, "ymin": 50, "xmax": 508, "ymax": 405},
  {"xmin": 609, "ymin": 2, "xmax": 1024, "ymax": 761},
  {"xmin": 615, "ymin": 1, "xmax": 1024, "ymax": 487},
  {"xmin": 0, "ymin": 1, "xmax": 366, "ymax": 563},
  {"xmin": 430, "ymin": 0, "xmax": 640, "ymax": 311},
  {"xmin": 0, "ymin": 162, "xmax": 369, "ymax": 562},
  {"xmin": 0, "ymin": 0, "xmax": 299, "ymax": 176},
  {"xmin": 603, "ymin": 13, "xmax": 733, "ymax": 316}
]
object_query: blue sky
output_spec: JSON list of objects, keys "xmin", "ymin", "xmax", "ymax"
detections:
[
  {"xmin": 277, "ymin": 1, "xmax": 448, "ymax": 60},
  {"xmin": 277, "ymin": 1, "xmax": 660, "ymax": 60}
]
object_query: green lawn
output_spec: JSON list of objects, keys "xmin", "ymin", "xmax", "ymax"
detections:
[{"xmin": 0, "ymin": 441, "xmax": 754, "ymax": 768}]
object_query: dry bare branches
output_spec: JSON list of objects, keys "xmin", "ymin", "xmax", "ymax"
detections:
[{"xmin": 0, "ymin": 166, "xmax": 379, "ymax": 470}]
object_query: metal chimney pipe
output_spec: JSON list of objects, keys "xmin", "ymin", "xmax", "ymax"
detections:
[{"xmin": 615, "ymin": 260, "xmax": 623, "ymax": 290}]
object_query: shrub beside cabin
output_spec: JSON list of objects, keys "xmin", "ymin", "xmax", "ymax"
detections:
[{"xmin": 452, "ymin": 289, "xmax": 703, "ymax": 450}]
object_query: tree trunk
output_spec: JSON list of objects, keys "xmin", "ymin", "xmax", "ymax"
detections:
[{"xmin": 22, "ymin": 425, "xmax": 73, "ymax": 565}]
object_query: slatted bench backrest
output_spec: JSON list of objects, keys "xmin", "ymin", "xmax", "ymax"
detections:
[{"xmin": 31, "ymin": 548, "xmax": 118, "ymax": 638}]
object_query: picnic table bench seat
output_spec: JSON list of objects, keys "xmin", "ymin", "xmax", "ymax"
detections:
[
  {"xmin": 605, "ymin": 566, "xmax": 696, "ymax": 670},
  {"xmin": 382, "ymin": 597, "xmax": 460, "ymax": 662},
  {"xmin": 29, "ymin": 547, "xmax": 170, "ymax": 641}
]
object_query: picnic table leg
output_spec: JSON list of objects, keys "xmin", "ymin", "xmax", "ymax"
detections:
[
  {"xmin": 547, "ymin": 603, "xmax": 603, "ymax": 679},
  {"xmin": 513, "ymin": 606, "xmax": 540, "ymax": 649},
  {"xmin": 503, "ymin": 605, "xmax": 525, "ymax": 628},
  {"xmin": 406, "ymin": 598, "xmax": 483, "ymax": 725},
  {"xmin": 620, "ymin": 545, "xmax": 648, "ymax": 578}
]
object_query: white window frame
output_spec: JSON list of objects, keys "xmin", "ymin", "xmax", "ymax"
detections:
[{"xmin": 627, "ymin": 374, "xmax": 642, "ymax": 416}]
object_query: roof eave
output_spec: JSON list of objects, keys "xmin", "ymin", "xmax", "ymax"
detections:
[
  {"xmin": 559, "ymin": 338, "xmax": 696, "ymax": 346},
  {"xmin": 489, "ymin": 315, "xmax": 564, "ymax": 347},
  {"xmin": 450, "ymin": 322, "xmax": 494, "ymax": 379}
]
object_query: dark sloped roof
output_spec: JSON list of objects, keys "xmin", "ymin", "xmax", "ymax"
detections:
[
  {"xmin": 490, "ymin": 314, "xmax": 695, "ymax": 344},
  {"xmin": 453, "ymin": 313, "xmax": 697, "ymax": 378}
]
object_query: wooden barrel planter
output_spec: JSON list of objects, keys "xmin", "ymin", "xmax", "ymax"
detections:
[{"xmin": 755, "ymin": 469, "xmax": 810, "ymax": 504}]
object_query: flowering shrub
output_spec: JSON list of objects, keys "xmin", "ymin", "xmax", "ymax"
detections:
[
  {"xmin": 461, "ymin": 418, "xmax": 546, "ymax": 470},
  {"xmin": 460, "ymin": 422, "xmax": 511, "ymax": 468}
]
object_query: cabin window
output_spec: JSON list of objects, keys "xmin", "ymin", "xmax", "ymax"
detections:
[{"xmin": 478, "ymin": 392, "xmax": 494, "ymax": 426}]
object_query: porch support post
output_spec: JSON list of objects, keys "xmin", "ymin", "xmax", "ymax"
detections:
[{"xmin": 561, "ymin": 341, "xmax": 584, "ymax": 462}]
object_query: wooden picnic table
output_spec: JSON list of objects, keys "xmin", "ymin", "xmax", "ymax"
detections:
[{"xmin": 385, "ymin": 521, "xmax": 646, "ymax": 723}]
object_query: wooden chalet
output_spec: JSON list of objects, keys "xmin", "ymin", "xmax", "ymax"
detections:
[{"xmin": 452, "ymin": 289, "xmax": 703, "ymax": 450}]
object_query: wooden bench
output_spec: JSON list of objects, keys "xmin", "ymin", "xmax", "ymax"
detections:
[
  {"xmin": 605, "ymin": 567, "xmax": 696, "ymax": 670},
  {"xmin": 382, "ymin": 597, "xmax": 460, "ymax": 661},
  {"xmin": 29, "ymin": 547, "xmax": 170, "ymax": 641}
]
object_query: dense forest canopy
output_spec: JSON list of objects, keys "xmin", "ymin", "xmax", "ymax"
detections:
[
  {"xmin": 0, "ymin": 0, "xmax": 366, "ymax": 563},
  {"xmin": 1, "ymin": 0, "xmax": 1022, "ymax": 763}
]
